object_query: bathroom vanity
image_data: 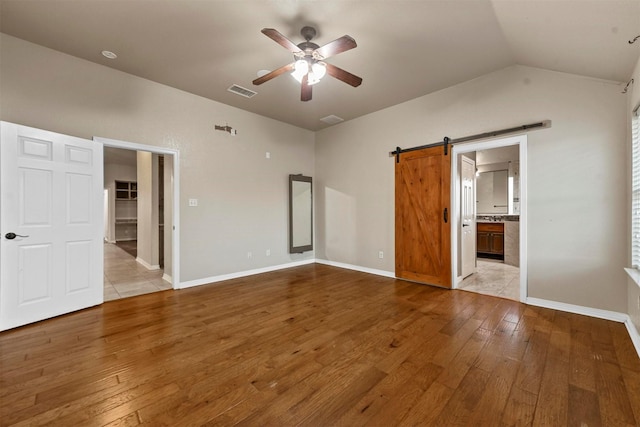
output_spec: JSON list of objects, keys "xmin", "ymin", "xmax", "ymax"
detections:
[{"xmin": 477, "ymin": 216, "xmax": 519, "ymax": 267}]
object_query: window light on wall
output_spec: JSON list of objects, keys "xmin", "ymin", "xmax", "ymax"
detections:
[{"xmin": 632, "ymin": 108, "xmax": 640, "ymax": 268}]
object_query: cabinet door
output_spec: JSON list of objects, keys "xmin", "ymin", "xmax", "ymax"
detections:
[
  {"xmin": 477, "ymin": 231, "xmax": 491, "ymax": 253},
  {"xmin": 491, "ymin": 233, "xmax": 504, "ymax": 255}
]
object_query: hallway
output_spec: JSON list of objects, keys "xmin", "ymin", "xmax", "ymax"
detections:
[
  {"xmin": 103, "ymin": 242, "xmax": 172, "ymax": 301},
  {"xmin": 458, "ymin": 259, "xmax": 520, "ymax": 301}
]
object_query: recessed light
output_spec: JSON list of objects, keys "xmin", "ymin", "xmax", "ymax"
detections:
[{"xmin": 101, "ymin": 50, "xmax": 117, "ymax": 59}]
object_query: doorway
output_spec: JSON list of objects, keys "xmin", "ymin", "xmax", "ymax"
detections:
[
  {"xmin": 451, "ymin": 135, "xmax": 527, "ymax": 302},
  {"xmin": 96, "ymin": 137, "xmax": 180, "ymax": 300}
]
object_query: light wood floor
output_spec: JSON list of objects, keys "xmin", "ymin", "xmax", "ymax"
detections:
[{"xmin": 1, "ymin": 264, "xmax": 639, "ymax": 426}]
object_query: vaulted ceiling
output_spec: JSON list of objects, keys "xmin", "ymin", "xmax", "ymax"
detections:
[{"xmin": 1, "ymin": 0, "xmax": 639, "ymax": 131}]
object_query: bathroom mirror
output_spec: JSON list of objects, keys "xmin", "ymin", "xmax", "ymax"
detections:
[
  {"xmin": 289, "ymin": 174, "xmax": 313, "ymax": 253},
  {"xmin": 477, "ymin": 170, "xmax": 508, "ymax": 214}
]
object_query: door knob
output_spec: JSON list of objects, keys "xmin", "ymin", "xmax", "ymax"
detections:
[{"xmin": 5, "ymin": 232, "xmax": 29, "ymax": 240}]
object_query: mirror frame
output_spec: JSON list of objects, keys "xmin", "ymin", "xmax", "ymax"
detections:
[{"xmin": 289, "ymin": 174, "xmax": 313, "ymax": 253}]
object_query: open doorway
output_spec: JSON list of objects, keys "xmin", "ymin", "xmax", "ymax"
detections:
[
  {"xmin": 98, "ymin": 138, "xmax": 180, "ymax": 301},
  {"xmin": 451, "ymin": 135, "xmax": 527, "ymax": 302}
]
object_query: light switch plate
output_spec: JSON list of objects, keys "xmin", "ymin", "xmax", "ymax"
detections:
[{"xmin": 188, "ymin": 198, "xmax": 198, "ymax": 207}]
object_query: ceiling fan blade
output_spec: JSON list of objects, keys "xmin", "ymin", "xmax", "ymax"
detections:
[
  {"xmin": 314, "ymin": 35, "xmax": 357, "ymax": 59},
  {"xmin": 325, "ymin": 63, "xmax": 363, "ymax": 87},
  {"xmin": 301, "ymin": 75, "xmax": 312, "ymax": 101},
  {"xmin": 261, "ymin": 28, "xmax": 303, "ymax": 55},
  {"xmin": 252, "ymin": 62, "xmax": 295, "ymax": 85}
]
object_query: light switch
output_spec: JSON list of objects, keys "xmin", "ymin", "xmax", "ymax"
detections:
[{"xmin": 188, "ymin": 199, "xmax": 198, "ymax": 207}]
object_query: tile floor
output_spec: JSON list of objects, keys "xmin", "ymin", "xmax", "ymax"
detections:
[
  {"xmin": 458, "ymin": 259, "xmax": 520, "ymax": 301},
  {"xmin": 104, "ymin": 242, "xmax": 172, "ymax": 301}
]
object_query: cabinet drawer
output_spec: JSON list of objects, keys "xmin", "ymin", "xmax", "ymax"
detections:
[{"xmin": 477, "ymin": 222, "xmax": 504, "ymax": 232}]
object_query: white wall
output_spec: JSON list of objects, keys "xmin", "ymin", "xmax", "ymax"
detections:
[
  {"xmin": 0, "ymin": 34, "xmax": 315, "ymax": 283},
  {"xmin": 316, "ymin": 65, "xmax": 628, "ymax": 313}
]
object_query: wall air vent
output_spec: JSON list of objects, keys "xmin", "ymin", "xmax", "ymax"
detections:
[
  {"xmin": 320, "ymin": 115, "xmax": 344, "ymax": 125},
  {"xmin": 227, "ymin": 84, "xmax": 257, "ymax": 98}
]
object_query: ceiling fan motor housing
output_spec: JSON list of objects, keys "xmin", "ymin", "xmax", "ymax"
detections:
[{"xmin": 300, "ymin": 26, "xmax": 316, "ymax": 41}]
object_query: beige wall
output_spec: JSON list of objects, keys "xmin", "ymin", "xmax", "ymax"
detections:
[
  {"xmin": 136, "ymin": 151, "xmax": 159, "ymax": 268},
  {"xmin": 316, "ymin": 65, "xmax": 628, "ymax": 313},
  {"xmin": 1, "ymin": 33, "xmax": 633, "ymax": 316},
  {"xmin": 0, "ymin": 34, "xmax": 315, "ymax": 282}
]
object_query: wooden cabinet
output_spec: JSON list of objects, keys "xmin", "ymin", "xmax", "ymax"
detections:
[{"xmin": 477, "ymin": 222, "xmax": 504, "ymax": 260}]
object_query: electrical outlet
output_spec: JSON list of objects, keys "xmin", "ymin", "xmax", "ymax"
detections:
[
  {"xmin": 266, "ymin": 249, "xmax": 271, "ymax": 256},
  {"xmin": 378, "ymin": 251, "xmax": 384, "ymax": 259},
  {"xmin": 188, "ymin": 198, "xmax": 198, "ymax": 207},
  {"xmin": 266, "ymin": 152, "xmax": 271, "ymax": 159},
  {"xmin": 247, "ymin": 252, "xmax": 252, "ymax": 259}
]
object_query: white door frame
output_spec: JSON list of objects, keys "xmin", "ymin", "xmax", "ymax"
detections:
[
  {"xmin": 94, "ymin": 137, "xmax": 180, "ymax": 289},
  {"xmin": 450, "ymin": 135, "xmax": 527, "ymax": 302}
]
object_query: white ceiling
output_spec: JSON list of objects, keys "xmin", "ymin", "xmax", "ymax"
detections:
[{"xmin": 1, "ymin": 0, "xmax": 639, "ymax": 131}]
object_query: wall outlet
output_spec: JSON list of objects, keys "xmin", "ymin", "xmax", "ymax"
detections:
[
  {"xmin": 188, "ymin": 198, "xmax": 198, "ymax": 207},
  {"xmin": 247, "ymin": 251, "xmax": 252, "ymax": 259},
  {"xmin": 378, "ymin": 251, "xmax": 384, "ymax": 259},
  {"xmin": 266, "ymin": 249, "xmax": 271, "ymax": 256},
  {"xmin": 266, "ymin": 152, "xmax": 271, "ymax": 159}
]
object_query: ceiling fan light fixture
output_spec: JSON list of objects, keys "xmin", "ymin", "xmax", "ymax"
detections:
[
  {"xmin": 312, "ymin": 62, "xmax": 326, "ymax": 80},
  {"xmin": 292, "ymin": 60, "xmax": 326, "ymax": 85},
  {"xmin": 292, "ymin": 59, "xmax": 309, "ymax": 83}
]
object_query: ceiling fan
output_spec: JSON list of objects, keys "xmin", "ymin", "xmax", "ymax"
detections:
[{"xmin": 252, "ymin": 26, "xmax": 363, "ymax": 102}]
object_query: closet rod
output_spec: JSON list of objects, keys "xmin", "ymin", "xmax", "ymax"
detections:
[{"xmin": 389, "ymin": 120, "xmax": 551, "ymax": 160}]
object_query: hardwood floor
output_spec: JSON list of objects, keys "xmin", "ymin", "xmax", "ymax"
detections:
[{"xmin": 1, "ymin": 264, "xmax": 639, "ymax": 426}]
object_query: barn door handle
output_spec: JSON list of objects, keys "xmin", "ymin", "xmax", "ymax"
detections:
[
  {"xmin": 443, "ymin": 208, "xmax": 448, "ymax": 223},
  {"xmin": 5, "ymin": 232, "xmax": 29, "ymax": 240}
]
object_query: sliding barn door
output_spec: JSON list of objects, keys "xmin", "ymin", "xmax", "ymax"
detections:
[{"xmin": 395, "ymin": 145, "xmax": 452, "ymax": 288}]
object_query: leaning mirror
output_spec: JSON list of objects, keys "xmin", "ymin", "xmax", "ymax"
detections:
[{"xmin": 289, "ymin": 174, "xmax": 313, "ymax": 253}]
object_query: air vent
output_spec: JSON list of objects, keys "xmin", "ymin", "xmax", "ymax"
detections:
[
  {"xmin": 227, "ymin": 84, "xmax": 257, "ymax": 98},
  {"xmin": 320, "ymin": 115, "xmax": 344, "ymax": 125}
]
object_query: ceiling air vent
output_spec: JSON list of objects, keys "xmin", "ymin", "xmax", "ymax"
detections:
[
  {"xmin": 320, "ymin": 115, "xmax": 344, "ymax": 125},
  {"xmin": 227, "ymin": 84, "xmax": 257, "ymax": 98}
]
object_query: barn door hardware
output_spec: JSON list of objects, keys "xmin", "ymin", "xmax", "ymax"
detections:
[{"xmin": 388, "ymin": 120, "xmax": 550, "ymax": 159}]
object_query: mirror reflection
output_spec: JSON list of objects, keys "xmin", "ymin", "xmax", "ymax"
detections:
[
  {"xmin": 476, "ymin": 170, "xmax": 508, "ymax": 214},
  {"xmin": 289, "ymin": 174, "xmax": 312, "ymax": 253}
]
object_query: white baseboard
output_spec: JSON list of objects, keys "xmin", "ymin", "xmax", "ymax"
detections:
[
  {"xmin": 526, "ymin": 297, "xmax": 628, "ymax": 322},
  {"xmin": 178, "ymin": 259, "xmax": 316, "ymax": 289},
  {"xmin": 136, "ymin": 257, "xmax": 160, "ymax": 271},
  {"xmin": 527, "ymin": 297, "xmax": 640, "ymax": 358},
  {"xmin": 162, "ymin": 273, "xmax": 172, "ymax": 284},
  {"xmin": 624, "ymin": 317, "xmax": 640, "ymax": 359},
  {"xmin": 315, "ymin": 259, "xmax": 395, "ymax": 278}
]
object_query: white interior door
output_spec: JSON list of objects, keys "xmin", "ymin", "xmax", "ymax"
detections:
[
  {"xmin": 461, "ymin": 155, "xmax": 476, "ymax": 278},
  {"xmin": 1, "ymin": 122, "xmax": 103, "ymax": 331}
]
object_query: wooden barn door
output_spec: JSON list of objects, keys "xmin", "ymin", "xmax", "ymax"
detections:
[{"xmin": 395, "ymin": 145, "xmax": 452, "ymax": 288}]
